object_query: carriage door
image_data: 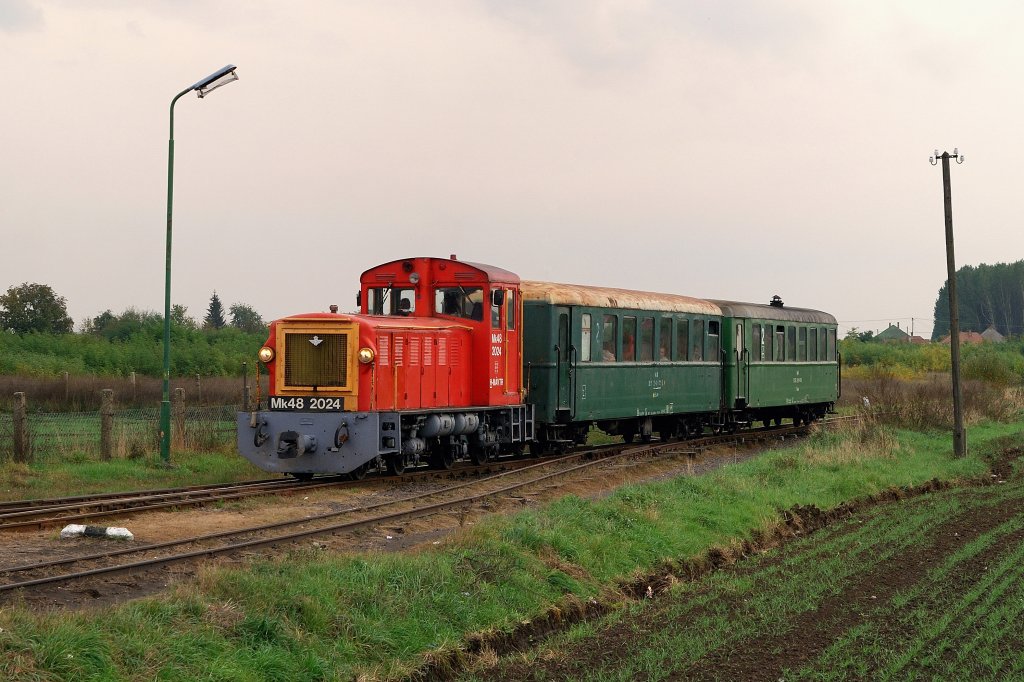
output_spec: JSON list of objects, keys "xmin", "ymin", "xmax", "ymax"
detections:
[
  {"xmin": 735, "ymin": 322, "xmax": 748, "ymax": 408},
  {"xmin": 555, "ymin": 308, "xmax": 573, "ymax": 417}
]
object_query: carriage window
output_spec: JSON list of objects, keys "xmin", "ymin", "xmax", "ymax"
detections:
[
  {"xmin": 692, "ymin": 320, "xmax": 705, "ymax": 361},
  {"xmin": 659, "ymin": 318, "xmax": 672, "ymax": 361},
  {"xmin": 602, "ymin": 315, "xmax": 617, "ymax": 362},
  {"xmin": 639, "ymin": 318, "xmax": 654, "ymax": 361},
  {"xmin": 809, "ymin": 327, "xmax": 818, "ymax": 360},
  {"xmin": 787, "ymin": 326, "xmax": 797, "ymax": 361},
  {"xmin": 506, "ymin": 290, "xmax": 515, "ymax": 330},
  {"xmin": 623, "ymin": 317, "xmax": 637, "ymax": 361},
  {"xmin": 820, "ymin": 328, "xmax": 827, "ymax": 360},
  {"xmin": 753, "ymin": 324, "xmax": 763, "ymax": 361},
  {"xmin": 798, "ymin": 327, "xmax": 807, "ymax": 361},
  {"xmin": 827, "ymin": 329, "xmax": 837, "ymax": 360},
  {"xmin": 764, "ymin": 323, "xmax": 773, "ymax": 362},
  {"xmin": 370, "ymin": 287, "xmax": 415, "ymax": 316},
  {"xmin": 435, "ymin": 287, "xmax": 483, "ymax": 321},
  {"xmin": 581, "ymin": 313, "xmax": 592, "ymax": 362},
  {"xmin": 676, "ymin": 318, "xmax": 689, "ymax": 361},
  {"xmin": 708, "ymin": 321, "xmax": 720, "ymax": 361},
  {"xmin": 775, "ymin": 325, "xmax": 785, "ymax": 361}
]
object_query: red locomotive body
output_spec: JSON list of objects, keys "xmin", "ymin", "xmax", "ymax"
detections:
[{"xmin": 237, "ymin": 256, "xmax": 533, "ymax": 477}]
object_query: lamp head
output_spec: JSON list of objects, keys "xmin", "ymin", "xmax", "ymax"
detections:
[{"xmin": 193, "ymin": 65, "xmax": 238, "ymax": 98}]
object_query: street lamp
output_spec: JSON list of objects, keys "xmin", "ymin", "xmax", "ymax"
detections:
[{"xmin": 161, "ymin": 64, "xmax": 239, "ymax": 463}]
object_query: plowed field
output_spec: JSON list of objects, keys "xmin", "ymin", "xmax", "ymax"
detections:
[{"xmin": 464, "ymin": 470, "xmax": 1024, "ymax": 680}]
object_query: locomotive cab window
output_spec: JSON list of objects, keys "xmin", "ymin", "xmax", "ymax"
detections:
[
  {"xmin": 369, "ymin": 287, "xmax": 415, "ymax": 316},
  {"xmin": 581, "ymin": 313, "xmax": 592, "ymax": 362},
  {"xmin": 435, "ymin": 287, "xmax": 483, "ymax": 321},
  {"xmin": 506, "ymin": 290, "xmax": 516, "ymax": 330}
]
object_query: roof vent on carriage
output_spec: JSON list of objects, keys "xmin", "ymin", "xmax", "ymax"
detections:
[{"xmin": 769, "ymin": 295, "xmax": 784, "ymax": 308}]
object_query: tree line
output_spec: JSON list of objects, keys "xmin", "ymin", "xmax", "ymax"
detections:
[
  {"xmin": 0, "ymin": 283, "xmax": 265, "ymax": 336},
  {"xmin": 0, "ymin": 283, "xmax": 269, "ymax": 378},
  {"xmin": 932, "ymin": 261, "xmax": 1024, "ymax": 340}
]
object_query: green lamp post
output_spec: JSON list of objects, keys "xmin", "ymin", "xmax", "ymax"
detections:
[{"xmin": 161, "ymin": 64, "xmax": 239, "ymax": 463}]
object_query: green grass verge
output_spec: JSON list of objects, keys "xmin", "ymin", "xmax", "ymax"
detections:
[
  {"xmin": 0, "ymin": 450, "xmax": 264, "ymax": 501},
  {"xmin": 0, "ymin": 421, "xmax": 1010, "ymax": 680}
]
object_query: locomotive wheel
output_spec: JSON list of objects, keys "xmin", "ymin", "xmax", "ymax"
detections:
[
  {"xmin": 348, "ymin": 463, "xmax": 370, "ymax": 481},
  {"xmin": 432, "ymin": 449, "xmax": 456, "ymax": 470},
  {"xmin": 470, "ymin": 448, "xmax": 490, "ymax": 465},
  {"xmin": 386, "ymin": 455, "xmax": 406, "ymax": 476}
]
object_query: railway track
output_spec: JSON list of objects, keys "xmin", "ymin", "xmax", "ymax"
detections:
[{"xmin": 0, "ymin": 418, "xmax": 837, "ymax": 597}]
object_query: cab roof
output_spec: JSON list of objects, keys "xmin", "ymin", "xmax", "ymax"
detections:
[{"xmin": 360, "ymin": 257, "xmax": 520, "ymax": 286}]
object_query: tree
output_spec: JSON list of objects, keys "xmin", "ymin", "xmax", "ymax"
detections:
[
  {"xmin": 229, "ymin": 303, "xmax": 266, "ymax": 334},
  {"xmin": 172, "ymin": 304, "xmax": 198, "ymax": 330},
  {"xmin": 0, "ymin": 282, "xmax": 74, "ymax": 334},
  {"xmin": 204, "ymin": 291, "xmax": 226, "ymax": 330}
]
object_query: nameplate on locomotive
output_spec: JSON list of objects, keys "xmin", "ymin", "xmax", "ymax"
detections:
[{"xmin": 268, "ymin": 397, "xmax": 342, "ymax": 411}]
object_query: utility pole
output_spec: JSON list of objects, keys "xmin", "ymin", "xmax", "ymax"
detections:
[{"xmin": 931, "ymin": 149, "xmax": 966, "ymax": 458}]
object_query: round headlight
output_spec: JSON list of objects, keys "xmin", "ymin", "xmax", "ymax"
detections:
[
  {"xmin": 258, "ymin": 346, "xmax": 275, "ymax": 363},
  {"xmin": 358, "ymin": 347, "xmax": 375, "ymax": 364}
]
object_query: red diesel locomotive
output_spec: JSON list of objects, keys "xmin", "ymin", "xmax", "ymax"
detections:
[{"xmin": 237, "ymin": 256, "xmax": 533, "ymax": 478}]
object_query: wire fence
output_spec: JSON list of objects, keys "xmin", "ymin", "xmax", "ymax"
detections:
[{"xmin": 0, "ymin": 404, "xmax": 241, "ymax": 465}]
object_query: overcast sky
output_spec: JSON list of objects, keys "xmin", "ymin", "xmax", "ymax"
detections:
[{"xmin": 3, "ymin": 1, "xmax": 1020, "ymax": 339}]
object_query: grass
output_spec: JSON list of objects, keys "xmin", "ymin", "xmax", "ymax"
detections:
[
  {"xmin": 0, "ymin": 450, "xmax": 264, "ymax": 501},
  {"xmin": 0, "ymin": 418, "xmax": 1009, "ymax": 680}
]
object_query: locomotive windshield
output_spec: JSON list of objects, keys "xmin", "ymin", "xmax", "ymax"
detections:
[
  {"xmin": 368, "ymin": 287, "xmax": 416, "ymax": 316},
  {"xmin": 435, "ymin": 287, "xmax": 483, "ymax": 321}
]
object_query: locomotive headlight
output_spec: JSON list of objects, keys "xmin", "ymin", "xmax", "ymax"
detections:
[
  {"xmin": 258, "ymin": 346, "xmax": 275, "ymax": 363},
  {"xmin": 358, "ymin": 347, "xmax": 375, "ymax": 364}
]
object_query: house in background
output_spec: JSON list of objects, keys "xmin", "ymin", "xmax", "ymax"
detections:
[
  {"xmin": 876, "ymin": 324, "xmax": 911, "ymax": 343},
  {"xmin": 981, "ymin": 326, "xmax": 1006, "ymax": 343},
  {"xmin": 939, "ymin": 331, "xmax": 986, "ymax": 345}
]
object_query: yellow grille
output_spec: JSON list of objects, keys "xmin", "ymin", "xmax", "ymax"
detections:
[{"xmin": 284, "ymin": 332, "xmax": 349, "ymax": 388}]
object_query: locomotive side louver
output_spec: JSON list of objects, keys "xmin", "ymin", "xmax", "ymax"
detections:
[{"xmin": 284, "ymin": 332, "xmax": 349, "ymax": 388}]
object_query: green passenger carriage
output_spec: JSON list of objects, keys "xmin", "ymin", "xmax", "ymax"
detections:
[{"xmin": 522, "ymin": 283, "xmax": 838, "ymax": 449}]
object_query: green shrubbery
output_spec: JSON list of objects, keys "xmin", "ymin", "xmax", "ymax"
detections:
[
  {"xmin": 0, "ymin": 324, "xmax": 265, "ymax": 378},
  {"xmin": 841, "ymin": 338, "xmax": 1024, "ymax": 384}
]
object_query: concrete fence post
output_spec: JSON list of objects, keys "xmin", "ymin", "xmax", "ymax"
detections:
[
  {"xmin": 13, "ymin": 392, "xmax": 29, "ymax": 463},
  {"xmin": 100, "ymin": 389, "xmax": 114, "ymax": 460},
  {"xmin": 173, "ymin": 388, "xmax": 186, "ymax": 450}
]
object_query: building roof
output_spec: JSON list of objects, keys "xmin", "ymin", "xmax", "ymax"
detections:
[
  {"xmin": 939, "ymin": 331, "xmax": 986, "ymax": 344},
  {"xmin": 981, "ymin": 326, "xmax": 1006, "ymax": 342},
  {"xmin": 876, "ymin": 324, "xmax": 910, "ymax": 341}
]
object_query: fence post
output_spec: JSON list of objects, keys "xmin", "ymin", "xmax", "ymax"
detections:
[
  {"xmin": 173, "ymin": 387, "xmax": 186, "ymax": 450},
  {"xmin": 100, "ymin": 389, "xmax": 114, "ymax": 460},
  {"xmin": 64, "ymin": 372, "xmax": 70, "ymax": 403},
  {"xmin": 242, "ymin": 362, "xmax": 251, "ymax": 410},
  {"xmin": 13, "ymin": 392, "xmax": 29, "ymax": 464},
  {"xmin": 130, "ymin": 372, "xmax": 137, "ymax": 403},
  {"xmin": 195, "ymin": 374, "xmax": 202, "ymax": 405}
]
